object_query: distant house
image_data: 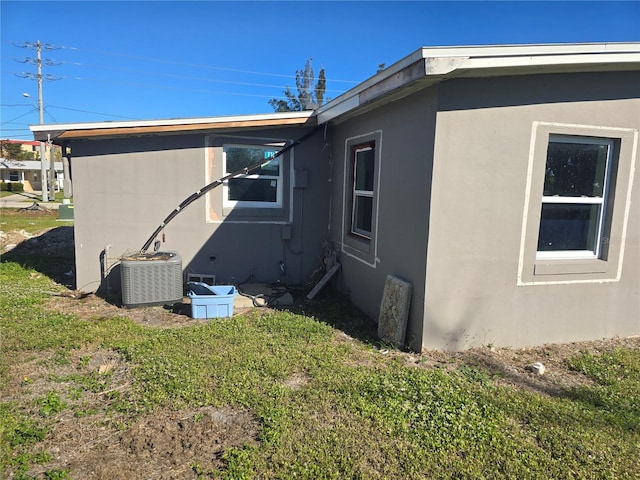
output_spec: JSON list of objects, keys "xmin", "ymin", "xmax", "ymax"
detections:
[
  {"xmin": 0, "ymin": 139, "xmax": 63, "ymax": 191},
  {"xmin": 0, "ymin": 159, "xmax": 63, "ymax": 191},
  {"xmin": 31, "ymin": 43, "xmax": 640, "ymax": 351}
]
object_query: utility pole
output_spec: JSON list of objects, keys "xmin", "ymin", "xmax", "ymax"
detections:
[
  {"xmin": 36, "ymin": 42, "xmax": 47, "ymax": 201},
  {"xmin": 14, "ymin": 40, "xmax": 61, "ymax": 201}
]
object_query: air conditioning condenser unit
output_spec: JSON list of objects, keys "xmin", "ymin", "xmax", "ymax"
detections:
[{"xmin": 120, "ymin": 251, "xmax": 183, "ymax": 307}]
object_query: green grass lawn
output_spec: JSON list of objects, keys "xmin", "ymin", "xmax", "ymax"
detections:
[
  {"xmin": 0, "ymin": 208, "xmax": 64, "ymax": 234},
  {"xmin": 37, "ymin": 191, "xmax": 66, "ymax": 203},
  {"xmin": 1, "ymin": 213, "xmax": 639, "ymax": 479}
]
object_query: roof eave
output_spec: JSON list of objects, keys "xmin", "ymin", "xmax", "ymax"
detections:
[
  {"xmin": 30, "ymin": 111, "xmax": 316, "ymax": 141},
  {"xmin": 316, "ymin": 43, "xmax": 640, "ymax": 124},
  {"xmin": 28, "ymin": 43, "xmax": 640, "ymax": 140}
]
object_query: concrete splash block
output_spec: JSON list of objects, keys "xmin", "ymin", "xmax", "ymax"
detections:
[{"xmin": 377, "ymin": 275, "xmax": 412, "ymax": 348}]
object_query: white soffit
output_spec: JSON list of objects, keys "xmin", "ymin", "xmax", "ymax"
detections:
[
  {"xmin": 419, "ymin": 42, "xmax": 640, "ymax": 58},
  {"xmin": 317, "ymin": 42, "xmax": 640, "ymax": 123}
]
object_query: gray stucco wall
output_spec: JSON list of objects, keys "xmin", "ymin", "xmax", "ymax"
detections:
[
  {"xmin": 68, "ymin": 127, "xmax": 330, "ymax": 295},
  {"xmin": 328, "ymin": 87, "xmax": 439, "ymax": 351},
  {"xmin": 327, "ymin": 71, "xmax": 639, "ymax": 352},
  {"xmin": 424, "ymin": 72, "xmax": 640, "ymax": 350}
]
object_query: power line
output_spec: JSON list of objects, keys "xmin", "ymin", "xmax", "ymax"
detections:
[
  {"xmin": 69, "ymin": 46, "xmax": 361, "ymax": 85},
  {"xmin": 0, "ymin": 134, "xmax": 34, "ymax": 140},
  {"xmin": 12, "ymin": 41, "xmax": 63, "ymax": 84},
  {"xmin": 0, "ymin": 109, "xmax": 38, "ymax": 125},
  {"xmin": 8, "ymin": 69, "xmax": 339, "ymax": 103},
  {"xmin": 10, "ymin": 40, "xmax": 60, "ymax": 201},
  {"xmin": 2, "ymin": 102, "xmax": 146, "ymax": 122},
  {"xmin": 61, "ymin": 61, "xmax": 350, "ymax": 94},
  {"xmin": 3, "ymin": 40, "xmax": 349, "ymax": 129},
  {"xmin": 15, "ymin": 56, "xmax": 63, "ymax": 68},
  {"xmin": 48, "ymin": 105, "xmax": 139, "ymax": 120},
  {"xmin": 11, "ymin": 41, "xmax": 63, "ymax": 121},
  {"xmin": 10, "ymin": 42, "xmax": 359, "ymax": 85},
  {"xmin": 66, "ymin": 75, "xmax": 295, "ymax": 100},
  {"xmin": 8, "ymin": 40, "xmax": 359, "ymax": 99}
]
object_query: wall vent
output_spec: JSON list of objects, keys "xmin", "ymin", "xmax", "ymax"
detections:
[
  {"xmin": 121, "ymin": 251, "xmax": 183, "ymax": 307},
  {"xmin": 187, "ymin": 273, "xmax": 216, "ymax": 286}
]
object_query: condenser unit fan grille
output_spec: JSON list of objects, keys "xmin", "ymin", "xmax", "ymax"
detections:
[{"xmin": 121, "ymin": 251, "xmax": 183, "ymax": 307}]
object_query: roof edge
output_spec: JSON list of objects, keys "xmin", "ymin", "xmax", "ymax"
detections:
[
  {"xmin": 317, "ymin": 42, "xmax": 640, "ymax": 123},
  {"xmin": 28, "ymin": 42, "xmax": 640, "ymax": 140},
  {"xmin": 30, "ymin": 111, "xmax": 315, "ymax": 141}
]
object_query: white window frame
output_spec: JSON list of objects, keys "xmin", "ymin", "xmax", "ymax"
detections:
[
  {"xmin": 222, "ymin": 144, "xmax": 283, "ymax": 209},
  {"xmin": 518, "ymin": 122, "xmax": 638, "ymax": 286},
  {"xmin": 351, "ymin": 145, "xmax": 375, "ymax": 238},
  {"xmin": 536, "ymin": 135, "xmax": 614, "ymax": 261},
  {"xmin": 9, "ymin": 171, "xmax": 20, "ymax": 182}
]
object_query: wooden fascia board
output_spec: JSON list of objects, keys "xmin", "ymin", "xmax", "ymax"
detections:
[
  {"xmin": 359, "ymin": 59, "xmax": 428, "ymax": 105},
  {"xmin": 54, "ymin": 117, "xmax": 316, "ymax": 140},
  {"xmin": 329, "ymin": 77, "xmax": 439, "ymax": 125}
]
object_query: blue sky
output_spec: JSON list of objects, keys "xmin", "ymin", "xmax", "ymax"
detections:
[{"xmin": 1, "ymin": 1, "xmax": 639, "ymax": 140}]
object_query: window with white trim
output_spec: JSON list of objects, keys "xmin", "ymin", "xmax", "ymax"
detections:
[
  {"xmin": 9, "ymin": 171, "xmax": 19, "ymax": 182},
  {"xmin": 351, "ymin": 143, "xmax": 375, "ymax": 238},
  {"xmin": 222, "ymin": 144, "xmax": 282, "ymax": 208},
  {"xmin": 537, "ymin": 135, "xmax": 613, "ymax": 259},
  {"xmin": 519, "ymin": 122, "xmax": 637, "ymax": 284}
]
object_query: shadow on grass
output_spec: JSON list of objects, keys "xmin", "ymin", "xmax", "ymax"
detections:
[
  {"xmin": 1, "ymin": 226, "xmax": 76, "ymax": 289},
  {"xmin": 274, "ymin": 286, "xmax": 381, "ymax": 348},
  {"xmin": 2, "ymin": 227, "xmax": 380, "ymax": 346},
  {"xmin": 3, "ymin": 191, "xmax": 40, "ymax": 200}
]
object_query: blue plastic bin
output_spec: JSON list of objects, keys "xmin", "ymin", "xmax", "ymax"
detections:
[{"xmin": 187, "ymin": 282, "xmax": 237, "ymax": 319}]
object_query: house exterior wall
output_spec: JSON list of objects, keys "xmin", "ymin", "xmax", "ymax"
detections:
[
  {"xmin": 328, "ymin": 87, "xmax": 439, "ymax": 351},
  {"xmin": 68, "ymin": 127, "xmax": 329, "ymax": 294},
  {"xmin": 22, "ymin": 172, "xmax": 35, "ymax": 191},
  {"xmin": 0, "ymin": 161, "xmax": 61, "ymax": 191},
  {"xmin": 424, "ymin": 72, "xmax": 640, "ymax": 350}
]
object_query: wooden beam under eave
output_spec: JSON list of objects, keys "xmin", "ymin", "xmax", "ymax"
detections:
[{"xmin": 56, "ymin": 117, "xmax": 317, "ymax": 139}]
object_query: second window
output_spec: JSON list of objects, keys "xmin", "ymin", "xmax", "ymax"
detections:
[{"xmin": 223, "ymin": 144, "xmax": 282, "ymax": 208}]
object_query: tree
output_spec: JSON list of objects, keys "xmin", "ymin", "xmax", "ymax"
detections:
[
  {"xmin": 269, "ymin": 59, "xmax": 327, "ymax": 112},
  {"xmin": 0, "ymin": 141, "xmax": 35, "ymax": 160}
]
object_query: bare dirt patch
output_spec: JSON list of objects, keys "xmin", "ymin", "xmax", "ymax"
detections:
[
  {"xmin": 0, "ymin": 208, "xmax": 61, "ymax": 253},
  {"xmin": 5, "ymin": 344, "xmax": 260, "ymax": 479},
  {"xmin": 46, "ymin": 292, "xmax": 199, "ymax": 328},
  {"xmin": 30, "ymin": 405, "xmax": 259, "ymax": 479},
  {"xmin": 0, "ymin": 229, "xmax": 35, "ymax": 252}
]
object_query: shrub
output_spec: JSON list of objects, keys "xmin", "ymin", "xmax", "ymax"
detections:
[{"xmin": 0, "ymin": 182, "xmax": 24, "ymax": 192}]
